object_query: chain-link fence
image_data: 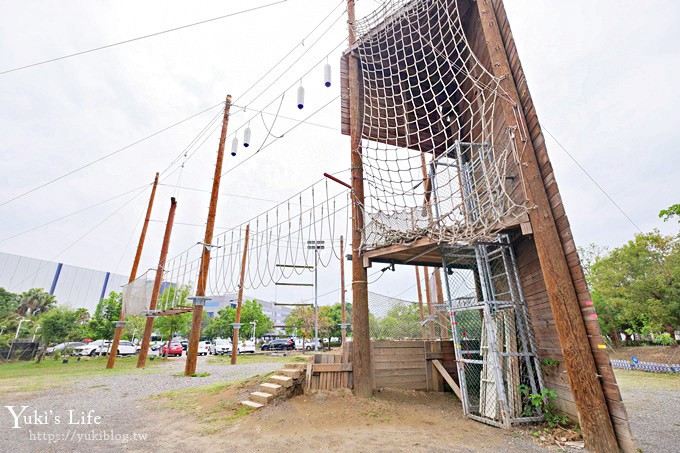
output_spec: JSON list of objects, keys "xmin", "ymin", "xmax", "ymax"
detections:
[
  {"xmin": 368, "ymin": 291, "xmax": 424, "ymax": 340},
  {"xmin": 442, "ymin": 236, "xmax": 544, "ymax": 428}
]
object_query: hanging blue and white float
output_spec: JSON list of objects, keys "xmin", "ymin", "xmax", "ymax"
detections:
[
  {"xmin": 243, "ymin": 126, "xmax": 251, "ymax": 148},
  {"xmin": 324, "ymin": 63, "xmax": 331, "ymax": 87},
  {"xmin": 231, "ymin": 137, "xmax": 238, "ymax": 156},
  {"xmin": 297, "ymin": 85, "xmax": 305, "ymax": 109}
]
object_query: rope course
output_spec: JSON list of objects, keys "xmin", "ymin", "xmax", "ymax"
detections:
[{"xmin": 349, "ymin": 0, "xmax": 530, "ymax": 250}]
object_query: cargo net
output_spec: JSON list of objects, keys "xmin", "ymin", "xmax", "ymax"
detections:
[
  {"xmin": 121, "ymin": 245, "xmax": 200, "ymax": 316},
  {"xmin": 442, "ymin": 236, "xmax": 545, "ymax": 428},
  {"xmin": 352, "ymin": 0, "xmax": 528, "ymax": 250}
]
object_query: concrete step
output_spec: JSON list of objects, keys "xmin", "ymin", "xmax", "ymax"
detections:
[
  {"xmin": 241, "ymin": 400, "xmax": 264, "ymax": 409},
  {"xmin": 279, "ymin": 368, "xmax": 302, "ymax": 379},
  {"xmin": 260, "ymin": 382, "xmax": 283, "ymax": 396},
  {"xmin": 269, "ymin": 375, "xmax": 294, "ymax": 388},
  {"xmin": 250, "ymin": 391, "xmax": 274, "ymax": 405}
]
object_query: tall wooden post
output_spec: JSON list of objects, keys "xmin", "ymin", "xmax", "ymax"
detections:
[
  {"xmin": 347, "ymin": 0, "xmax": 372, "ymax": 397},
  {"xmin": 339, "ymin": 235, "xmax": 347, "ymax": 346},
  {"xmin": 136, "ymin": 197, "xmax": 177, "ymax": 368},
  {"xmin": 422, "ymin": 265, "xmax": 435, "ymax": 339},
  {"xmin": 415, "ymin": 266, "xmax": 426, "ymax": 338},
  {"xmin": 107, "ymin": 172, "xmax": 159, "ymax": 369},
  {"xmin": 185, "ymin": 95, "xmax": 232, "ymax": 376},
  {"xmin": 230, "ymin": 224, "xmax": 250, "ymax": 365},
  {"xmin": 475, "ymin": 1, "xmax": 617, "ymax": 450}
]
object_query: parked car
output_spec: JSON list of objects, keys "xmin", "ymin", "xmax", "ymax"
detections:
[
  {"xmin": 46, "ymin": 342, "xmax": 85, "ymax": 356},
  {"xmin": 74, "ymin": 340, "xmax": 111, "ymax": 357},
  {"xmin": 305, "ymin": 339, "xmax": 323, "ymax": 351},
  {"xmin": 198, "ymin": 340, "xmax": 211, "ymax": 356},
  {"xmin": 238, "ymin": 340, "xmax": 256, "ymax": 354},
  {"xmin": 261, "ymin": 339, "xmax": 295, "ymax": 351},
  {"xmin": 160, "ymin": 341, "xmax": 183, "ymax": 357},
  {"xmin": 210, "ymin": 339, "xmax": 232, "ymax": 355},
  {"xmin": 115, "ymin": 340, "xmax": 137, "ymax": 356}
]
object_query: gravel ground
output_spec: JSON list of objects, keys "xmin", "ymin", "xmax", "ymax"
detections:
[
  {"xmin": 618, "ymin": 374, "xmax": 680, "ymax": 453},
  {"xmin": 0, "ymin": 358, "xmax": 281, "ymax": 452}
]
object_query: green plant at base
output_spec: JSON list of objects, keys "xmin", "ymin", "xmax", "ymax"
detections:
[
  {"xmin": 540, "ymin": 358, "xmax": 559, "ymax": 368},
  {"xmin": 519, "ymin": 385, "xmax": 569, "ymax": 428},
  {"xmin": 652, "ymin": 332, "xmax": 676, "ymax": 346}
]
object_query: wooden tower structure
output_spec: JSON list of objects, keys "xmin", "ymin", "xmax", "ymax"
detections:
[{"xmin": 340, "ymin": 1, "xmax": 635, "ymax": 451}]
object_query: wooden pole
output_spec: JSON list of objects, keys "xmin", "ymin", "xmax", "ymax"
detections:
[
  {"xmin": 340, "ymin": 235, "xmax": 347, "ymax": 346},
  {"xmin": 107, "ymin": 172, "xmax": 159, "ymax": 369},
  {"xmin": 475, "ymin": 2, "xmax": 617, "ymax": 450},
  {"xmin": 415, "ymin": 266, "xmax": 426, "ymax": 338},
  {"xmin": 231, "ymin": 224, "xmax": 250, "ymax": 365},
  {"xmin": 347, "ymin": 0, "xmax": 372, "ymax": 398},
  {"xmin": 136, "ymin": 197, "xmax": 177, "ymax": 368},
  {"xmin": 185, "ymin": 95, "xmax": 232, "ymax": 376},
  {"xmin": 423, "ymin": 266, "xmax": 435, "ymax": 340}
]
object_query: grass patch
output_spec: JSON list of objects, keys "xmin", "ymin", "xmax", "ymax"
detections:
[
  {"xmin": 614, "ymin": 369, "xmax": 680, "ymax": 391},
  {"xmin": 192, "ymin": 372, "xmax": 211, "ymax": 378},
  {"xmin": 151, "ymin": 372, "xmax": 275, "ymax": 429},
  {"xmin": 0, "ymin": 356, "xmax": 162, "ymax": 395}
]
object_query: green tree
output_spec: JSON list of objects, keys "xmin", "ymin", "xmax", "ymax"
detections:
[
  {"xmin": 203, "ymin": 299, "xmax": 273, "ymax": 340},
  {"xmin": 36, "ymin": 306, "xmax": 84, "ymax": 362},
  {"xmin": 123, "ymin": 314, "xmax": 146, "ymax": 341},
  {"xmin": 85, "ymin": 291, "xmax": 122, "ymax": 340},
  {"xmin": 659, "ymin": 204, "xmax": 680, "ymax": 223},
  {"xmin": 375, "ymin": 303, "xmax": 421, "ymax": 340},
  {"xmin": 590, "ymin": 230, "xmax": 680, "ymax": 342},
  {"xmin": 0, "ymin": 287, "xmax": 19, "ymax": 318},
  {"xmin": 17, "ymin": 288, "xmax": 56, "ymax": 316}
]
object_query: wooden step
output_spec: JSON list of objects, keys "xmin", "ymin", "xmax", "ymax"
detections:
[
  {"xmin": 241, "ymin": 400, "xmax": 264, "ymax": 409},
  {"xmin": 260, "ymin": 382, "xmax": 283, "ymax": 396},
  {"xmin": 250, "ymin": 391, "xmax": 274, "ymax": 405},
  {"xmin": 269, "ymin": 375, "xmax": 294, "ymax": 387},
  {"xmin": 279, "ymin": 368, "xmax": 302, "ymax": 379},
  {"xmin": 286, "ymin": 362, "xmax": 308, "ymax": 370}
]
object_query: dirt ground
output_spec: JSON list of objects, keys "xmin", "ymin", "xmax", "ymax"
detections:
[
  {"xmin": 147, "ymin": 384, "xmax": 545, "ymax": 452},
  {"xmin": 607, "ymin": 345, "xmax": 680, "ymax": 363}
]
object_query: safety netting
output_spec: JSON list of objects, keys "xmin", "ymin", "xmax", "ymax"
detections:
[{"xmin": 348, "ymin": 0, "xmax": 529, "ymax": 250}]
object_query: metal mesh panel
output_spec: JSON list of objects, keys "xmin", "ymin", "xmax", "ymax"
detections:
[
  {"xmin": 368, "ymin": 291, "xmax": 425, "ymax": 340},
  {"xmin": 441, "ymin": 235, "xmax": 545, "ymax": 427}
]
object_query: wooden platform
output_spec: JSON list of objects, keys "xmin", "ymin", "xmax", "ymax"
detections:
[{"xmin": 155, "ymin": 307, "xmax": 194, "ymax": 316}]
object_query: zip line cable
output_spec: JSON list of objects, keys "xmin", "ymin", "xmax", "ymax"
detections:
[
  {"xmin": 10, "ymin": 185, "xmax": 150, "ymax": 291},
  {"xmin": 0, "ymin": 182, "xmax": 151, "ymax": 245},
  {"xmin": 0, "ymin": 0, "xmax": 291, "ymax": 76},
  {"xmin": 542, "ymin": 125, "xmax": 643, "ymax": 233},
  {"xmin": 0, "ymin": 102, "xmax": 223, "ymax": 209}
]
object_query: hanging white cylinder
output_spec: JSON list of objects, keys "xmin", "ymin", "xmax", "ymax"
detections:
[
  {"xmin": 243, "ymin": 126, "xmax": 251, "ymax": 148},
  {"xmin": 231, "ymin": 137, "xmax": 238, "ymax": 156},
  {"xmin": 324, "ymin": 63, "xmax": 331, "ymax": 87},
  {"xmin": 297, "ymin": 85, "xmax": 305, "ymax": 109}
]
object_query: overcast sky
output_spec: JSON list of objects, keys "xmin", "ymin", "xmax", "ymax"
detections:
[{"xmin": 1, "ymin": 0, "xmax": 678, "ymax": 307}]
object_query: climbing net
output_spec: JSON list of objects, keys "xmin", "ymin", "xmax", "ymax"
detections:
[
  {"xmin": 351, "ymin": 0, "xmax": 529, "ymax": 250},
  {"xmin": 206, "ymin": 177, "xmax": 350, "ymax": 294}
]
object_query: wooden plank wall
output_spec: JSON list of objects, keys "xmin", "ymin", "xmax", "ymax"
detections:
[
  {"xmin": 489, "ymin": 2, "xmax": 636, "ymax": 450},
  {"xmin": 371, "ymin": 340, "xmax": 429, "ymax": 390}
]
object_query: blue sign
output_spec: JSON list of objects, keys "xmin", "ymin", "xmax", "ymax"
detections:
[{"xmin": 631, "ymin": 356, "xmax": 639, "ymax": 365}]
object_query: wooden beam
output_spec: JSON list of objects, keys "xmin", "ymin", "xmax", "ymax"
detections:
[
  {"xmin": 231, "ymin": 224, "xmax": 250, "ymax": 365},
  {"xmin": 432, "ymin": 359, "xmax": 462, "ymax": 401},
  {"xmin": 313, "ymin": 363, "xmax": 353, "ymax": 373},
  {"xmin": 137, "ymin": 197, "xmax": 177, "ymax": 368},
  {"xmin": 185, "ymin": 95, "xmax": 232, "ymax": 376},
  {"xmin": 475, "ymin": 2, "xmax": 618, "ymax": 450},
  {"xmin": 107, "ymin": 171, "xmax": 159, "ymax": 369}
]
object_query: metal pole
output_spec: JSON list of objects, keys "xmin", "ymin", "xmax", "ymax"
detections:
[
  {"xmin": 32, "ymin": 326, "xmax": 41, "ymax": 342},
  {"xmin": 7, "ymin": 319, "xmax": 28, "ymax": 360},
  {"xmin": 314, "ymin": 247, "xmax": 319, "ymax": 352}
]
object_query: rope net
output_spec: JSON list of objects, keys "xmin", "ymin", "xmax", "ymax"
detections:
[{"xmin": 350, "ymin": 0, "xmax": 528, "ymax": 251}]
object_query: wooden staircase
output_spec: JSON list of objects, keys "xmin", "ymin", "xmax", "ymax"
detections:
[{"xmin": 241, "ymin": 363, "xmax": 306, "ymax": 409}]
